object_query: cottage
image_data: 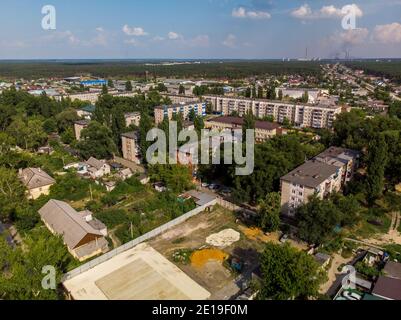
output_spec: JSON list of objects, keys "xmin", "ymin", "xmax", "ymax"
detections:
[
  {"xmin": 38, "ymin": 200, "xmax": 108, "ymax": 261},
  {"xmin": 18, "ymin": 168, "xmax": 56, "ymax": 200},
  {"xmin": 85, "ymin": 157, "xmax": 111, "ymax": 179}
]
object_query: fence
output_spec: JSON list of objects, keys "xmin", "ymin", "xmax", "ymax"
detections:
[
  {"xmin": 62, "ymin": 198, "xmax": 217, "ymax": 282},
  {"xmin": 217, "ymin": 198, "xmax": 257, "ymax": 217}
]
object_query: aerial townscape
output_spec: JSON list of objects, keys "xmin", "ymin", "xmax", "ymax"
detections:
[{"xmin": 1, "ymin": 0, "xmax": 401, "ymax": 307}]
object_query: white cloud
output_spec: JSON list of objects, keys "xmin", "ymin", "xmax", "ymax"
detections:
[
  {"xmin": 152, "ymin": 36, "xmax": 165, "ymax": 41},
  {"xmin": 373, "ymin": 23, "xmax": 401, "ymax": 44},
  {"xmin": 95, "ymin": 27, "xmax": 104, "ymax": 32},
  {"xmin": 291, "ymin": 3, "xmax": 363, "ymax": 20},
  {"xmin": 222, "ymin": 34, "xmax": 237, "ymax": 48},
  {"xmin": 122, "ymin": 25, "xmax": 148, "ymax": 36},
  {"xmin": 124, "ymin": 38, "xmax": 141, "ymax": 46},
  {"xmin": 168, "ymin": 31, "xmax": 182, "ymax": 40},
  {"xmin": 329, "ymin": 28, "xmax": 369, "ymax": 47},
  {"xmin": 42, "ymin": 30, "xmax": 80, "ymax": 45},
  {"xmin": 232, "ymin": 7, "xmax": 271, "ymax": 19},
  {"xmin": 188, "ymin": 35, "xmax": 210, "ymax": 47}
]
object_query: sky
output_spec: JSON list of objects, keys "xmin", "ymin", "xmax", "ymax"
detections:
[{"xmin": 0, "ymin": 0, "xmax": 401, "ymax": 59}]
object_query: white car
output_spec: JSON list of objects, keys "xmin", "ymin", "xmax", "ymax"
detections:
[{"xmin": 343, "ymin": 291, "xmax": 362, "ymax": 301}]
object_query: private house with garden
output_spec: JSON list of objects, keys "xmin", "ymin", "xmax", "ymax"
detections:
[
  {"xmin": 39, "ymin": 200, "xmax": 109, "ymax": 261},
  {"xmin": 18, "ymin": 168, "xmax": 56, "ymax": 200}
]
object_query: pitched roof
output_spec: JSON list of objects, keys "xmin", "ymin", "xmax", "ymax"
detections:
[
  {"xmin": 86, "ymin": 157, "xmax": 106, "ymax": 170},
  {"xmin": 38, "ymin": 200, "xmax": 103, "ymax": 250},
  {"xmin": 281, "ymin": 160, "xmax": 339, "ymax": 188},
  {"xmin": 372, "ymin": 276, "xmax": 401, "ymax": 300},
  {"xmin": 19, "ymin": 168, "xmax": 56, "ymax": 190},
  {"xmin": 383, "ymin": 261, "xmax": 401, "ymax": 280}
]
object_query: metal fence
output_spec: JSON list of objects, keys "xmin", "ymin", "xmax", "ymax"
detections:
[{"xmin": 62, "ymin": 199, "xmax": 217, "ymax": 282}]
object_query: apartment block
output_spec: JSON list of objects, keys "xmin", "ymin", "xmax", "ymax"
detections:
[
  {"xmin": 74, "ymin": 120, "xmax": 90, "ymax": 141},
  {"xmin": 160, "ymin": 93, "xmax": 199, "ymax": 104},
  {"xmin": 154, "ymin": 102, "xmax": 206, "ymax": 125},
  {"xmin": 205, "ymin": 116, "xmax": 283, "ymax": 143},
  {"xmin": 121, "ymin": 131, "xmax": 141, "ymax": 164},
  {"xmin": 203, "ymin": 95, "xmax": 342, "ymax": 129},
  {"xmin": 124, "ymin": 112, "xmax": 141, "ymax": 127},
  {"xmin": 280, "ymin": 147, "xmax": 359, "ymax": 217}
]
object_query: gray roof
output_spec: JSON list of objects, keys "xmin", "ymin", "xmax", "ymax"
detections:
[
  {"xmin": 38, "ymin": 200, "xmax": 103, "ymax": 250},
  {"xmin": 314, "ymin": 147, "xmax": 359, "ymax": 168},
  {"xmin": 86, "ymin": 157, "xmax": 106, "ymax": 170},
  {"xmin": 186, "ymin": 190, "xmax": 216, "ymax": 206},
  {"xmin": 19, "ymin": 168, "xmax": 56, "ymax": 190},
  {"xmin": 121, "ymin": 131, "xmax": 139, "ymax": 139},
  {"xmin": 281, "ymin": 160, "xmax": 339, "ymax": 189},
  {"xmin": 383, "ymin": 261, "xmax": 401, "ymax": 280}
]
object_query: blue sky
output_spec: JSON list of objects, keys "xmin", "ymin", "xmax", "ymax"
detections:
[{"xmin": 0, "ymin": 0, "xmax": 400, "ymax": 59}]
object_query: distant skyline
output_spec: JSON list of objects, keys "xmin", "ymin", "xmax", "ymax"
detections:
[{"xmin": 0, "ymin": 0, "xmax": 401, "ymax": 59}]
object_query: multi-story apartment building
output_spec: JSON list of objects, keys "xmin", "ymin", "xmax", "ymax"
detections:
[
  {"xmin": 154, "ymin": 102, "xmax": 206, "ymax": 125},
  {"xmin": 121, "ymin": 131, "xmax": 141, "ymax": 164},
  {"xmin": 280, "ymin": 147, "xmax": 359, "ymax": 217},
  {"xmin": 160, "ymin": 93, "xmax": 199, "ymax": 104},
  {"xmin": 124, "ymin": 112, "xmax": 141, "ymax": 127},
  {"xmin": 203, "ymin": 95, "xmax": 342, "ymax": 129},
  {"xmin": 205, "ymin": 116, "xmax": 283, "ymax": 143},
  {"xmin": 74, "ymin": 120, "xmax": 90, "ymax": 141},
  {"xmin": 280, "ymin": 160, "xmax": 342, "ymax": 217}
]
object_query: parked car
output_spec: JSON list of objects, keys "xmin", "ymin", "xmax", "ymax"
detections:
[
  {"xmin": 201, "ymin": 182, "xmax": 209, "ymax": 188},
  {"xmin": 343, "ymin": 290, "xmax": 362, "ymax": 301},
  {"xmin": 209, "ymin": 184, "xmax": 220, "ymax": 191},
  {"xmin": 280, "ymin": 234, "xmax": 289, "ymax": 243},
  {"xmin": 220, "ymin": 188, "xmax": 232, "ymax": 196}
]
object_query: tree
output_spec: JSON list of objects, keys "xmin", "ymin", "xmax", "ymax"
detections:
[
  {"xmin": 278, "ymin": 89, "xmax": 283, "ymax": 100},
  {"xmin": 157, "ymin": 83, "xmax": 168, "ymax": 92},
  {"xmin": 259, "ymin": 243, "xmax": 325, "ymax": 300},
  {"xmin": 245, "ymin": 87, "xmax": 251, "ymax": 98},
  {"xmin": 188, "ymin": 109, "xmax": 196, "ymax": 122},
  {"xmin": 366, "ymin": 134, "xmax": 388, "ymax": 202},
  {"xmin": 252, "ymin": 86, "xmax": 257, "ymax": 99},
  {"xmin": 42, "ymin": 118, "xmax": 57, "ymax": 134},
  {"xmin": 0, "ymin": 229, "xmax": 72, "ymax": 300},
  {"xmin": 257, "ymin": 86, "xmax": 264, "ymax": 99},
  {"xmin": 296, "ymin": 196, "xmax": 341, "ymax": 245},
  {"xmin": 0, "ymin": 167, "xmax": 26, "ymax": 221},
  {"xmin": 108, "ymin": 79, "xmax": 114, "ymax": 88},
  {"xmin": 179, "ymin": 85, "xmax": 186, "ymax": 95},
  {"xmin": 55, "ymin": 108, "xmax": 79, "ymax": 133},
  {"xmin": 301, "ymin": 91, "xmax": 309, "ymax": 103},
  {"xmin": 101, "ymin": 84, "xmax": 108, "ymax": 95},
  {"xmin": 0, "ymin": 133, "xmax": 15, "ymax": 154},
  {"xmin": 149, "ymin": 164, "xmax": 193, "ymax": 193},
  {"xmin": 138, "ymin": 112, "xmax": 154, "ymax": 162},
  {"xmin": 194, "ymin": 116, "xmax": 205, "ymax": 132},
  {"xmin": 76, "ymin": 121, "xmax": 117, "ymax": 159},
  {"xmin": 259, "ymin": 192, "xmax": 281, "ymax": 232},
  {"xmin": 125, "ymin": 80, "xmax": 133, "ymax": 92},
  {"xmin": 7, "ymin": 118, "xmax": 47, "ymax": 150}
]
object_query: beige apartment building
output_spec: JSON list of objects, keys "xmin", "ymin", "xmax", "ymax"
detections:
[
  {"xmin": 121, "ymin": 131, "xmax": 141, "ymax": 164},
  {"xmin": 74, "ymin": 120, "xmax": 90, "ymax": 141},
  {"xmin": 154, "ymin": 102, "xmax": 206, "ymax": 125},
  {"xmin": 203, "ymin": 95, "xmax": 342, "ymax": 129},
  {"xmin": 280, "ymin": 147, "xmax": 359, "ymax": 217},
  {"xmin": 160, "ymin": 93, "xmax": 199, "ymax": 104},
  {"xmin": 205, "ymin": 116, "xmax": 283, "ymax": 143},
  {"xmin": 124, "ymin": 112, "xmax": 141, "ymax": 127}
]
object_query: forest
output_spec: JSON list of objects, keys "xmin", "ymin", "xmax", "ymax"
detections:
[
  {"xmin": 0, "ymin": 60, "xmax": 322, "ymax": 80},
  {"xmin": 345, "ymin": 60, "xmax": 401, "ymax": 84}
]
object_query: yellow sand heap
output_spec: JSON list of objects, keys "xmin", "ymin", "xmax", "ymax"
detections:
[{"xmin": 190, "ymin": 249, "xmax": 228, "ymax": 268}]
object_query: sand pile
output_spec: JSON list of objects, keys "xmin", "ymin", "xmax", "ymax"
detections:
[
  {"xmin": 190, "ymin": 249, "xmax": 228, "ymax": 268},
  {"xmin": 206, "ymin": 229, "xmax": 240, "ymax": 247}
]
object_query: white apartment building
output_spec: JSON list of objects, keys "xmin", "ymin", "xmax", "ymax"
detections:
[
  {"xmin": 154, "ymin": 102, "xmax": 206, "ymax": 125},
  {"xmin": 203, "ymin": 95, "xmax": 342, "ymax": 129}
]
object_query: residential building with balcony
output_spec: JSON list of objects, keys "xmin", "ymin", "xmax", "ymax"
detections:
[{"xmin": 154, "ymin": 102, "xmax": 206, "ymax": 125}]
